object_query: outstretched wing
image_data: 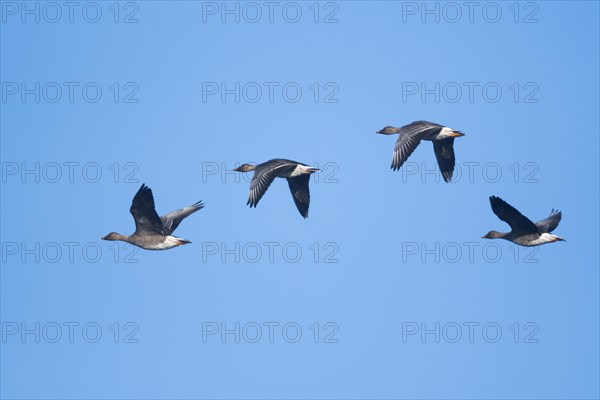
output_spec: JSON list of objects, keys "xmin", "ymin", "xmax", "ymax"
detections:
[
  {"xmin": 287, "ymin": 175, "xmax": 311, "ymax": 218},
  {"xmin": 535, "ymin": 209, "xmax": 562, "ymax": 233},
  {"xmin": 160, "ymin": 201, "xmax": 204, "ymax": 234},
  {"xmin": 489, "ymin": 196, "xmax": 538, "ymax": 234},
  {"xmin": 130, "ymin": 184, "xmax": 167, "ymax": 235},
  {"xmin": 432, "ymin": 138, "xmax": 457, "ymax": 182},
  {"xmin": 391, "ymin": 121, "xmax": 442, "ymax": 170},
  {"xmin": 247, "ymin": 163, "xmax": 287, "ymax": 208}
]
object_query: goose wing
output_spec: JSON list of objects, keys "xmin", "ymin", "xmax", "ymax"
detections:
[
  {"xmin": 130, "ymin": 184, "xmax": 168, "ymax": 235},
  {"xmin": 392, "ymin": 121, "xmax": 442, "ymax": 170},
  {"xmin": 433, "ymin": 138, "xmax": 457, "ymax": 182},
  {"xmin": 287, "ymin": 175, "xmax": 311, "ymax": 218},
  {"xmin": 247, "ymin": 162, "xmax": 291, "ymax": 208},
  {"xmin": 160, "ymin": 201, "xmax": 204, "ymax": 234},
  {"xmin": 535, "ymin": 209, "xmax": 562, "ymax": 233},
  {"xmin": 489, "ymin": 196, "xmax": 539, "ymax": 234}
]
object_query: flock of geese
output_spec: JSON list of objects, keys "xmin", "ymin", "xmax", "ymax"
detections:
[{"xmin": 102, "ymin": 120, "xmax": 565, "ymax": 251}]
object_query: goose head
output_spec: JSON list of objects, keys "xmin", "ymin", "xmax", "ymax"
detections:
[
  {"xmin": 233, "ymin": 164, "xmax": 257, "ymax": 172},
  {"xmin": 376, "ymin": 126, "xmax": 401, "ymax": 135}
]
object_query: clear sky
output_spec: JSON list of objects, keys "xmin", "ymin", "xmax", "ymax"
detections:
[{"xmin": 1, "ymin": 1, "xmax": 599, "ymax": 399}]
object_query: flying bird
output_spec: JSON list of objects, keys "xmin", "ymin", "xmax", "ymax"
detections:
[
  {"xmin": 102, "ymin": 183, "xmax": 203, "ymax": 250},
  {"xmin": 377, "ymin": 120, "xmax": 465, "ymax": 182},
  {"xmin": 482, "ymin": 195, "xmax": 565, "ymax": 247},
  {"xmin": 234, "ymin": 159, "xmax": 319, "ymax": 218}
]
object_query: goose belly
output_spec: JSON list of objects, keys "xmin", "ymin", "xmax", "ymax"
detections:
[
  {"xmin": 515, "ymin": 233, "xmax": 558, "ymax": 247},
  {"xmin": 278, "ymin": 165, "xmax": 309, "ymax": 178},
  {"xmin": 139, "ymin": 236, "xmax": 186, "ymax": 250}
]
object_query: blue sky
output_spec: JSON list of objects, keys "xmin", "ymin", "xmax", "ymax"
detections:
[{"xmin": 1, "ymin": 1, "xmax": 599, "ymax": 399}]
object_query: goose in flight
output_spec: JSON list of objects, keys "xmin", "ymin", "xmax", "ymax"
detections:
[
  {"xmin": 482, "ymin": 195, "xmax": 565, "ymax": 247},
  {"xmin": 377, "ymin": 120, "xmax": 465, "ymax": 182},
  {"xmin": 234, "ymin": 159, "xmax": 319, "ymax": 218},
  {"xmin": 102, "ymin": 183, "xmax": 203, "ymax": 250}
]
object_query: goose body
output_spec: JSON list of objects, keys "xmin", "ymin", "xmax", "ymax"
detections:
[
  {"xmin": 102, "ymin": 184, "xmax": 203, "ymax": 250},
  {"xmin": 483, "ymin": 195, "xmax": 565, "ymax": 247},
  {"xmin": 377, "ymin": 120, "xmax": 465, "ymax": 182},
  {"xmin": 234, "ymin": 158, "xmax": 319, "ymax": 218}
]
